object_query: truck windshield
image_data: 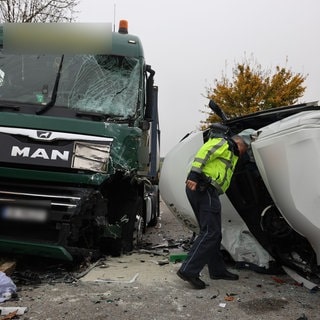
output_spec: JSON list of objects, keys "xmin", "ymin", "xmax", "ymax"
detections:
[{"xmin": 0, "ymin": 53, "xmax": 141, "ymax": 118}]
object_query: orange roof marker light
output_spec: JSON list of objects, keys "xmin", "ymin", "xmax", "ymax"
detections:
[{"xmin": 118, "ymin": 20, "xmax": 128, "ymax": 34}]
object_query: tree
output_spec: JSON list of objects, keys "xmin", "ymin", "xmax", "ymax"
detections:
[
  {"xmin": 0, "ymin": 0, "xmax": 79, "ymax": 22},
  {"xmin": 203, "ymin": 56, "xmax": 307, "ymax": 126}
]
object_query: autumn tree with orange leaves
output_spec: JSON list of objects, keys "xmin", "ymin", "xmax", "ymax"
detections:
[{"xmin": 203, "ymin": 57, "xmax": 307, "ymax": 126}]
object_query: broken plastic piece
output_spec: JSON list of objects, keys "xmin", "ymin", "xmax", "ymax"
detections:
[
  {"xmin": 0, "ymin": 307, "xmax": 27, "ymax": 315},
  {"xmin": 282, "ymin": 266, "xmax": 319, "ymax": 291},
  {"xmin": 150, "ymin": 259, "xmax": 169, "ymax": 266},
  {"xmin": 169, "ymin": 253, "xmax": 188, "ymax": 263},
  {"xmin": 224, "ymin": 296, "xmax": 235, "ymax": 301}
]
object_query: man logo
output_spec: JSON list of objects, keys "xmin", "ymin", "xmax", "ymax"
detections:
[
  {"xmin": 11, "ymin": 146, "xmax": 69, "ymax": 161},
  {"xmin": 37, "ymin": 131, "xmax": 52, "ymax": 139}
]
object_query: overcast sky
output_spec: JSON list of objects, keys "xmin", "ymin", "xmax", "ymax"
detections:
[{"xmin": 76, "ymin": 0, "xmax": 320, "ymax": 156}]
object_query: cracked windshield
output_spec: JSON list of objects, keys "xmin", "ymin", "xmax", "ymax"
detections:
[{"xmin": 0, "ymin": 53, "xmax": 140, "ymax": 117}]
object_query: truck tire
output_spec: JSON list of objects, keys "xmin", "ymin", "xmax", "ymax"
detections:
[
  {"xmin": 147, "ymin": 188, "xmax": 160, "ymax": 227},
  {"xmin": 122, "ymin": 196, "xmax": 143, "ymax": 253}
]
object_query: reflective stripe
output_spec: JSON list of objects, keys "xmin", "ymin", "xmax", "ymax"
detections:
[
  {"xmin": 189, "ymin": 137, "xmax": 238, "ymax": 193},
  {"xmin": 192, "ymin": 140, "xmax": 225, "ymax": 171},
  {"xmin": 191, "ymin": 167, "xmax": 202, "ymax": 174},
  {"xmin": 200, "ymin": 140, "xmax": 225, "ymax": 170},
  {"xmin": 193, "ymin": 157, "xmax": 206, "ymax": 165},
  {"xmin": 210, "ymin": 179, "xmax": 222, "ymax": 194},
  {"xmin": 217, "ymin": 153, "xmax": 236, "ymax": 188},
  {"xmin": 218, "ymin": 157, "xmax": 233, "ymax": 188}
]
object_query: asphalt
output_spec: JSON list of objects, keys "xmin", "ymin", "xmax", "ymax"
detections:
[{"xmin": 0, "ymin": 201, "xmax": 318, "ymax": 320}]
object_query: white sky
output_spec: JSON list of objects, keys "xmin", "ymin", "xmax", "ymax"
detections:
[{"xmin": 76, "ymin": 0, "xmax": 320, "ymax": 156}]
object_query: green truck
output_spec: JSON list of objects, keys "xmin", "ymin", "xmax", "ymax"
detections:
[{"xmin": 0, "ymin": 21, "xmax": 160, "ymax": 261}]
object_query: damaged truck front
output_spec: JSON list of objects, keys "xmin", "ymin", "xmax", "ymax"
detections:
[{"xmin": 0, "ymin": 22, "xmax": 160, "ymax": 261}]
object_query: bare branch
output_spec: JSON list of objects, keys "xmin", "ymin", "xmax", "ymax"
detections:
[{"xmin": 0, "ymin": 0, "xmax": 79, "ymax": 22}]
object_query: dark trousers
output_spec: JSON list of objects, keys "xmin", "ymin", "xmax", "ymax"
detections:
[{"xmin": 180, "ymin": 185, "xmax": 227, "ymax": 277}]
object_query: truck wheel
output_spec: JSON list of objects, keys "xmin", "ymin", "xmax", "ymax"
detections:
[
  {"xmin": 134, "ymin": 209, "xmax": 144, "ymax": 247},
  {"xmin": 147, "ymin": 188, "xmax": 160, "ymax": 227},
  {"xmin": 122, "ymin": 196, "xmax": 143, "ymax": 253}
]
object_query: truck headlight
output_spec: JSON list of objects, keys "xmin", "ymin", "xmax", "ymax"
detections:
[{"xmin": 72, "ymin": 142, "xmax": 111, "ymax": 173}]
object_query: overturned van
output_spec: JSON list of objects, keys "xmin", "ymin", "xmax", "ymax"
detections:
[{"xmin": 160, "ymin": 101, "xmax": 320, "ymax": 288}]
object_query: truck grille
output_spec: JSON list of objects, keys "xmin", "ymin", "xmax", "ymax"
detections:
[
  {"xmin": 0, "ymin": 185, "xmax": 82, "ymax": 221},
  {"xmin": 0, "ymin": 182, "xmax": 98, "ymax": 244}
]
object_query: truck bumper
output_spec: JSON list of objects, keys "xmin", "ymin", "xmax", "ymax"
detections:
[
  {"xmin": 0, "ymin": 181, "xmax": 108, "ymax": 260},
  {"xmin": 0, "ymin": 239, "xmax": 73, "ymax": 261}
]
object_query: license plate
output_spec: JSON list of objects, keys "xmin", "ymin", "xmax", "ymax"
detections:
[{"xmin": 2, "ymin": 206, "xmax": 48, "ymax": 222}]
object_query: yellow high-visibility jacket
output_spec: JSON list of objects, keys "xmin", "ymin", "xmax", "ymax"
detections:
[{"xmin": 190, "ymin": 137, "xmax": 239, "ymax": 194}]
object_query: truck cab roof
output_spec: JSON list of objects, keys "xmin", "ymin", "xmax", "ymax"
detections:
[
  {"xmin": 0, "ymin": 20, "xmax": 145, "ymax": 58},
  {"xmin": 111, "ymin": 28, "xmax": 144, "ymax": 58}
]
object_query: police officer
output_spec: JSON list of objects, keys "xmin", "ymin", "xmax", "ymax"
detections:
[{"xmin": 177, "ymin": 134, "xmax": 248, "ymax": 289}]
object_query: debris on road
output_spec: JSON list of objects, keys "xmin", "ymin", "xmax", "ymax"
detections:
[
  {"xmin": 224, "ymin": 295, "xmax": 235, "ymax": 301},
  {"xmin": 0, "ymin": 307, "xmax": 27, "ymax": 316},
  {"xmin": 169, "ymin": 253, "xmax": 188, "ymax": 263},
  {"xmin": 95, "ymin": 272, "xmax": 139, "ymax": 284},
  {"xmin": 0, "ymin": 272, "xmax": 16, "ymax": 303},
  {"xmin": 73, "ymin": 258, "xmax": 107, "ymax": 279},
  {"xmin": 137, "ymin": 249, "xmax": 168, "ymax": 256},
  {"xmin": 210, "ymin": 290, "xmax": 220, "ymax": 299},
  {"xmin": 0, "ymin": 204, "xmax": 317, "ymax": 319},
  {"xmin": 149, "ymin": 259, "xmax": 169, "ymax": 266},
  {"xmin": 0, "ymin": 262, "xmax": 16, "ymax": 277},
  {"xmin": 282, "ymin": 266, "xmax": 320, "ymax": 291},
  {"xmin": 271, "ymin": 275, "xmax": 286, "ymax": 284}
]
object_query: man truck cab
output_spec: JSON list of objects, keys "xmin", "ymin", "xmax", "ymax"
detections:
[{"xmin": 0, "ymin": 21, "xmax": 160, "ymax": 261}]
